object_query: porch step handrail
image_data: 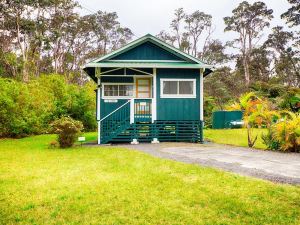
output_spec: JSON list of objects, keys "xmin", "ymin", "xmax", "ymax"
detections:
[
  {"xmin": 100, "ymin": 100, "xmax": 131, "ymax": 122},
  {"xmin": 100, "ymin": 100, "xmax": 131, "ymax": 144}
]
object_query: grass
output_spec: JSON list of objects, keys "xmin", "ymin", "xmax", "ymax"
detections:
[
  {"xmin": 1, "ymin": 133, "xmax": 300, "ymax": 224},
  {"xmin": 204, "ymin": 128, "xmax": 267, "ymax": 149}
]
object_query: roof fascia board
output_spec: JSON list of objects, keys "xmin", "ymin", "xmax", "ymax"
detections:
[{"xmin": 84, "ymin": 63, "xmax": 211, "ymax": 69}]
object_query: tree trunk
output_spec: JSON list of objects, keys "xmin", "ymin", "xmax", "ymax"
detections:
[
  {"xmin": 247, "ymin": 124, "xmax": 258, "ymax": 148},
  {"xmin": 22, "ymin": 64, "xmax": 29, "ymax": 82},
  {"xmin": 16, "ymin": 13, "xmax": 29, "ymax": 82},
  {"xmin": 243, "ymin": 56, "xmax": 250, "ymax": 87}
]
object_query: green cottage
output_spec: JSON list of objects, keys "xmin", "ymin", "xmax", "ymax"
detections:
[{"xmin": 83, "ymin": 34, "xmax": 213, "ymax": 144}]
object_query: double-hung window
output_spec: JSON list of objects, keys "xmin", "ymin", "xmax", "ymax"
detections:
[
  {"xmin": 160, "ymin": 79, "xmax": 196, "ymax": 98},
  {"xmin": 103, "ymin": 84, "xmax": 133, "ymax": 98}
]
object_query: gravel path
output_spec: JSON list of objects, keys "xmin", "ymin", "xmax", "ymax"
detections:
[{"xmin": 115, "ymin": 142, "xmax": 300, "ymax": 185}]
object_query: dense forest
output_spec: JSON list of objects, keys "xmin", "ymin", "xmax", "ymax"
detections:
[{"xmin": 0, "ymin": 0, "xmax": 299, "ymax": 137}]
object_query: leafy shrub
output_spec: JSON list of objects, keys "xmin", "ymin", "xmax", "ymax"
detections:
[
  {"xmin": 0, "ymin": 75, "xmax": 96, "ymax": 138},
  {"xmin": 261, "ymin": 129, "xmax": 280, "ymax": 150},
  {"xmin": 278, "ymin": 88, "xmax": 300, "ymax": 112},
  {"xmin": 51, "ymin": 117, "xmax": 83, "ymax": 148},
  {"xmin": 270, "ymin": 113, "xmax": 300, "ymax": 152},
  {"xmin": 0, "ymin": 78, "xmax": 54, "ymax": 137}
]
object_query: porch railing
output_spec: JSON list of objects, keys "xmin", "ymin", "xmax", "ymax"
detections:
[
  {"xmin": 132, "ymin": 99, "xmax": 152, "ymax": 123},
  {"xmin": 100, "ymin": 100, "xmax": 131, "ymax": 143},
  {"xmin": 100, "ymin": 98, "xmax": 153, "ymax": 143}
]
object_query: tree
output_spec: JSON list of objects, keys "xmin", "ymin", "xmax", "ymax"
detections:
[
  {"xmin": 0, "ymin": 0, "xmax": 37, "ymax": 81},
  {"xmin": 170, "ymin": 8, "xmax": 186, "ymax": 51},
  {"xmin": 204, "ymin": 67, "xmax": 244, "ymax": 110},
  {"xmin": 84, "ymin": 10, "xmax": 133, "ymax": 58},
  {"xmin": 265, "ymin": 26, "xmax": 300, "ymax": 87},
  {"xmin": 0, "ymin": 0, "xmax": 133, "ymax": 83},
  {"xmin": 235, "ymin": 46, "xmax": 272, "ymax": 83},
  {"xmin": 200, "ymin": 39, "xmax": 229, "ymax": 65},
  {"xmin": 224, "ymin": 1, "xmax": 273, "ymax": 87},
  {"xmin": 185, "ymin": 11, "xmax": 212, "ymax": 57},
  {"xmin": 281, "ymin": 0, "xmax": 300, "ymax": 27},
  {"xmin": 46, "ymin": 0, "xmax": 79, "ymax": 74},
  {"xmin": 158, "ymin": 8, "xmax": 213, "ymax": 58}
]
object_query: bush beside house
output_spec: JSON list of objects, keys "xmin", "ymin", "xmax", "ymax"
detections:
[
  {"xmin": 0, "ymin": 75, "xmax": 96, "ymax": 138},
  {"xmin": 51, "ymin": 117, "xmax": 83, "ymax": 148}
]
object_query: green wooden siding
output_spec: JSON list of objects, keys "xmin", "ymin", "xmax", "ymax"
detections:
[
  {"xmin": 100, "ymin": 76, "xmax": 132, "ymax": 118},
  {"xmin": 156, "ymin": 68, "xmax": 200, "ymax": 120},
  {"xmin": 100, "ymin": 99, "xmax": 129, "ymax": 118},
  {"xmin": 110, "ymin": 41, "xmax": 184, "ymax": 61}
]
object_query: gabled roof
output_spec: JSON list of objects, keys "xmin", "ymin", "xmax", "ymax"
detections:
[{"xmin": 83, "ymin": 34, "xmax": 213, "ymax": 80}]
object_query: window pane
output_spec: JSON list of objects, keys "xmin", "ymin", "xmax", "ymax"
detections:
[
  {"xmin": 179, "ymin": 81, "xmax": 193, "ymax": 95},
  {"xmin": 163, "ymin": 81, "xmax": 177, "ymax": 94},
  {"xmin": 119, "ymin": 85, "xmax": 133, "ymax": 96},
  {"xmin": 104, "ymin": 85, "xmax": 118, "ymax": 96}
]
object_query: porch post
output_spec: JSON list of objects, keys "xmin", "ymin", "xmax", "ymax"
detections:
[
  {"xmin": 130, "ymin": 98, "xmax": 134, "ymax": 124},
  {"xmin": 96, "ymin": 68, "xmax": 101, "ymax": 144},
  {"xmin": 151, "ymin": 68, "xmax": 159, "ymax": 144},
  {"xmin": 152, "ymin": 68, "xmax": 157, "ymax": 123},
  {"xmin": 200, "ymin": 68, "xmax": 204, "ymax": 142}
]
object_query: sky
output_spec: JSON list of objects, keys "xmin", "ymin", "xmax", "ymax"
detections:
[{"xmin": 77, "ymin": 0, "xmax": 291, "ymax": 46}]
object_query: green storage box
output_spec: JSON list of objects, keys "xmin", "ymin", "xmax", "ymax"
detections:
[{"xmin": 212, "ymin": 110, "xmax": 243, "ymax": 129}]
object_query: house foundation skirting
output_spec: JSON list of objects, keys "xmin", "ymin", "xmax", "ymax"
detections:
[{"xmin": 100, "ymin": 120, "xmax": 203, "ymax": 144}]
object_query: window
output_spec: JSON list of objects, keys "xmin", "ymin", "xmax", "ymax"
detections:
[
  {"xmin": 160, "ymin": 79, "xmax": 196, "ymax": 98},
  {"xmin": 103, "ymin": 84, "xmax": 133, "ymax": 98}
]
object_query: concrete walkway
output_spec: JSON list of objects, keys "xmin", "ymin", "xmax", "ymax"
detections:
[{"xmin": 118, "ymin": 142, "xmax": 300, "ymax": 184}]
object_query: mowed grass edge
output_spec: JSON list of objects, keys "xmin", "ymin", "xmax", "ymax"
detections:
[
  {"xmin": 204, "ymin": 128, "xmax": 267, "ymax": 149},
  {"xmin": 0, "ymin": 133, "xmax": 299, "ymax": 224}
]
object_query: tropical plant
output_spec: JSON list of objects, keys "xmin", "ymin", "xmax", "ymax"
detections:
[
  {"xmin": 261, "ymin": 129, "xmax": 280, "ymax": 150},
  {"xmin": 270, "ymin": 112, "xmax": 300, "ymax": 152},
  {"xmin": 256, "ymin": 107, "xmax": 281, "ymax": 150},
  {"xmin": 249, "ymin": 101, "xmax": 280, "ymax": 128},
  {"xmin": 226, "ymin": 92, "xmax": 260, "ymax": 147}
]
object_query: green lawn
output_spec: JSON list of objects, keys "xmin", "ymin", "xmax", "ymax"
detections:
[
  {"xmin": 1, "ymin": 134, "xmax": 300, "ymax": 224},
  {"xmin": 204, "ymin": 128, "xmax": 267, "ymax": 149}
]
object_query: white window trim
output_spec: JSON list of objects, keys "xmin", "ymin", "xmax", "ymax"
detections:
[
  {"xmin": 160, "ymin": 78, "xmax": 196, "ymax": 98},
  {"xmin": 102, "ymin": 83, "xmax": 134, "ymax": 99}
]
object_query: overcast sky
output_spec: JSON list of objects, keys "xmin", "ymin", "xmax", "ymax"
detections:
[{"xmin": 77, "ymin": 0, "xmax": 291, "ymax": 47}]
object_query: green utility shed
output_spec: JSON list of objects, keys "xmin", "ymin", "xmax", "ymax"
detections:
[{"xmin": 212, "ymin": 110, "xmax": 243, "ymax": 129}]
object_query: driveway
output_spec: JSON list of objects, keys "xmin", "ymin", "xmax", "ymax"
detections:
[{"xmin": 118, "ymin": 142, "xmax": 300, "ymax": 184}]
